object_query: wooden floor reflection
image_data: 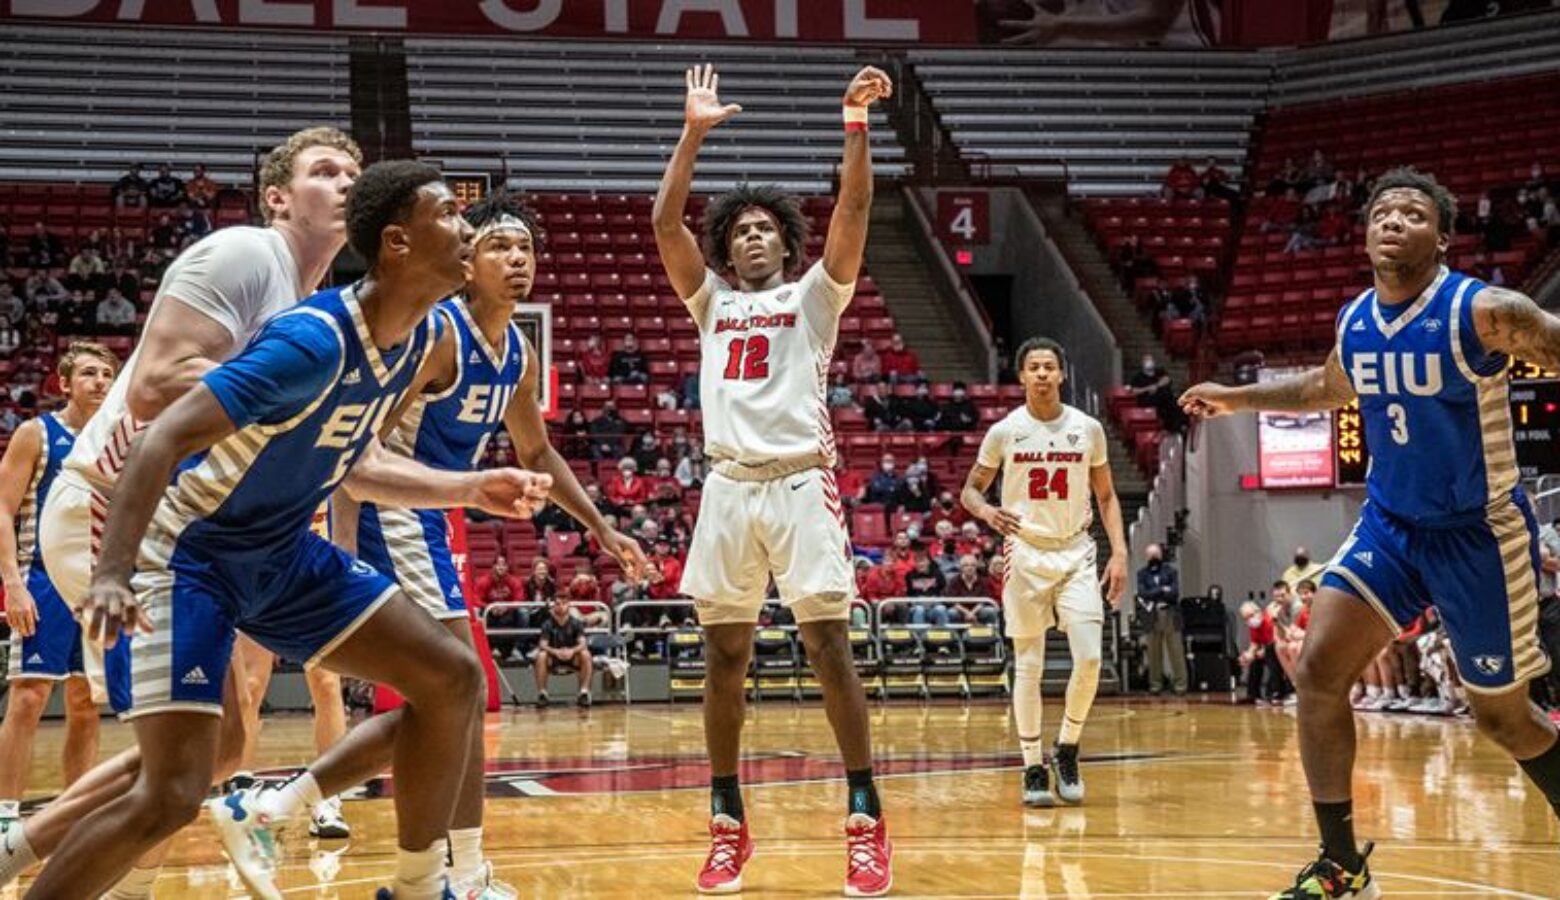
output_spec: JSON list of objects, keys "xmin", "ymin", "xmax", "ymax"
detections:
[{"xmin": 10, "ymin": 698, "xmax": 1559, "ymax": 897}]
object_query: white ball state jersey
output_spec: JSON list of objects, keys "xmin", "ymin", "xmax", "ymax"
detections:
[
  {"xmin": 977, "ymin": 404, "xmax": 1108, "ymax": 548},
  {"xmin": 63, "ymin": 227, "xmax": 303, "ymax": 497},
  {"xmin": 686, "ymin": 262, "xmax": 853, "ymax": 468}
]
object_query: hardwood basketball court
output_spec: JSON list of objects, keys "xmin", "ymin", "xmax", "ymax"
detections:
[{"xmin": 8, "ymin": 699, "xmax": 1558, "ymax": 897}]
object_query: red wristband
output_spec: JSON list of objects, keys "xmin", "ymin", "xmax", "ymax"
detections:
[{"xmin": 844, "ymin": 105, "xmax": 869, "ymax": 132}]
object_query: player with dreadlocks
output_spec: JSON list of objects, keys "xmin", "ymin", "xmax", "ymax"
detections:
[
  {"xmin": 653, "ymin": 63, "xmax": 895, "ymax": 896},
  {"xmin": 211, "ymin": 189, "xmax": 646, "ymax": 899}
]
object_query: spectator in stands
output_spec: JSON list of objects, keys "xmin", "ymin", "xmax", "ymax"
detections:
[
  {"xmin": 648, "ymin": 535, "xmax": 684, "ymax": 592},
  {"xmin": 1526, "ymin": 162, "xmax": 1549, "ymax": 194},
  {"xmin": 946, "ymin": 554, "xmax": 999, "ymax": 625},
  {"xmin": 578, "ymin": 333, "xmax": 611, "ymax": 381},
  {"xmin": 487, "ymin": 430, "xmax": 516, "ymax": 468},
  {"xmin": 0, "ymin": 321, "xmax": 19, "ymax": 358},
  {"xmin": 861, "ymin": 381, "xmax": 898, "ymax": 431},
  {"xmin": 674, "ymin": 444, "xmax": 707, "ymax": 488},
  {"xmin": 66, "ymin": 246, "xmax": 106, "ymax": 291},
  {"xmin": 146, "ymin": 163, "xmax": 185, "ymax": 208},
  {"xmin": 95, "ymin": 288, "xmax": 137, "ymax": 335},
  {"xmin": 1264, "ymin": 156, "xmax": 1300, "ymax": 196},
  {"xmin": 558, "ymin": 408, "xmax": 591, "ymax": 458},
  {"xmin": 27, "ymin": 222, "xmax": 64, "ymax": 269},
  {"xmin": 827, "ymin": 370, "xmax": 856, "ymax": 409},
  {"xmin": 865, "ymin": 453, "xmax": 904, "ymax": 507},
  {"xmin": 859, "ymin": 558, "xmax": 905, "ymax": 608},
  {"xmin": 936, "ymin": 381, "xmax": 979, "ymax": 432},
  {"xmin": 174, "ymin": 201, "xmax": 212, "ymax": 242},
  {"xmin": 851, "ymin": 339, "xmax": 881, "ymax": 383},
  {"xmin": 534, "ymin": 595, "xmax": 594, "ymax": 708},
  {"xmin": 678, "ymin": 369, "xmax": 700, "ymax": 410},
  {"xmin": 111, "ymin": 163, "xmax": 147, "ymax": 209},
  {"xmin": 929, "ymin": 520, "xmax": 961, "ymax": 576},
  {"xmin": 879, "ymin": 333, "xmax": 922, "ymax": 384},
  {"xmin": 1162, "ymin": 157, "xmax": 1201, "ymax": 200},
  {"xmin": 59, "ymin": 289, "xmax": 94, "ymax": 335},
  {"xmin": 904, "ymin": 549, "xmax": 949, "ymax": 626},
  {"xmin": 898, "ymin": 475, "xmax": 933, "ymax": 515},
  {"xmin": 832, "ymin": 455, "xmax": 865, "ymax": 508},
  {"xmin": 1303, "ymin": 148, "xmax": 1333, "ymax": 190},
  {"xmin": 1128, "ymin": 353, "xmax": 1182, "ymax": 432},
  {"xmin": 588, "ymin": 400, "xmax": 629, "ymax": 459},
  {"xmin": 1283, "ymin": 204, "xmax": 1323, "ymax": 254},
  {"xmin": 1468, "ymin": 251, "xmax": 1508, "ymax": 287},
  {"xmin": 1535, "ymin": 520, "xmax": 1560, "ymax": 709},
  {"xmin": 927, "ymin": 491, "xmax": 963, "ymax": 531},
  {"xmin": 1315, "ymin": 203, "xmax": 1354, "ymax": 247},
  {"xmin": 0, "ymin": 283, "xmax": 23, "ymax": 328},
  {"xmin": 185, "ymin": 164, "xmax": 219, "ymax": 207},
  {"xmin": 1259, "ymin": 187, "xmax": 1302, "ymax": 233},
  {"xmin": 150, "ymin": 214, "xmax": 180, "ymax": 255},
  {"xmin": 631, "ymin": 431, "xmax": 664, "ymax": 471},
  {"xmin": 895, "ymin": 382, "xmax": 940, "ymax": 431},
  {"xmin": 566, "ymin": 560, "xmax": 610, "ymax": 629},
  {"xmin": 584, "ymin": 481, "xmax": 626, "ymax": 523},
  {"xmin": 97, "ymin": 262, "xmax": 139, "ymax": 310},
  {"xmin": 1200, "ymin": 156, "xmax": 1239, "ymax": 204},
  {"xmin": 607, "ymin": 456, "xmax": 652, "ymax": 508},
  {"xmin": 609, "ymin": 332, "xmax": 650, "ymax": 385},
  {"xmin": 475, "ymin": 556, "xmax": 528, "ymax": 661},
  {"xmin": 524, "ymin": 559, "xmax": 559, "ymax": 605}
]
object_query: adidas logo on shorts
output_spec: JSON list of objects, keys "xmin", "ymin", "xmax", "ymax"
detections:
[
  {"xmin": 26, "ymin": 653, "xmax": 44, "ymax": 665},
  {"xmin": 181, "ymin": 666, "xmax": 210, "ymax": 686}
]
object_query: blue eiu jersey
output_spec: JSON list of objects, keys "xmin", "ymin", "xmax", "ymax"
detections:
[
  {"xmin": 1336, "ymin": 266, "xmax": 1512, "ymax": 526},
  {"xmin": 17, "ymin": 413, "xmax": 75, "ymax": 592},
  {"xmin": 386, "ymin": 296, "xmax": 524, "ymax": 470},
  {"xmin": 141, "ymin": 283, "xmax": 438, "ymax": 563}
]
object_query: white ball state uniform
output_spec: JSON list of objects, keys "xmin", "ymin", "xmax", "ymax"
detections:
[
  {"xmin": 977, "ymin": 404, "xmax": 1108, "ymax": 639},
  {"xmin": 40, "ymin": 227, "xmax": 304, "ymax": 607},
  {"xmin": 679, "ymin": 262, "xmax": 857, "ymax": 625}
]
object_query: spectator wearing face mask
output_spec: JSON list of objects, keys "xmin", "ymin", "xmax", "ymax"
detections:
[
  {"xmin": 1137, "ymin": 543, "xmax": 1187, "ymax": 696},
  {"xmin": 895, "ymin": 382, "xmax": 940, "ymax": 431},
  {"xmin": 879, "ymin": 333, "xmax": 922, "ymax": 384},
  {"xmin": 1280, "ymin": 546, "xmax": 1326, "ymax": 594},
  {"xmin": 937, "ymin": 382, "xmax": 979, "ymax": 432},
  {"xmin": 865, "ymin": 453, "xmax": 904, "ymax": 507},
  {"xmin": 1239, "ymin": 598, "xmax": 1285, "ymax": 705},
  {"xmin": 1128, "ymin": 353, "xmax": 1184, "ymax": 433}
]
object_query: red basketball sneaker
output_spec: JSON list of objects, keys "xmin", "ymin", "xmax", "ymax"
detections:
[
  {"xmin": 843, "ymin": 813, "xmax": 893, "ymax": 897},
  {"xmin": 696, "ymin": 814, "xmax": 753, "ymax": 894}
]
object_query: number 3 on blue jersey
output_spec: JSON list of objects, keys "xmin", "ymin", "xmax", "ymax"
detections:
[{"xmin": 1387, "ymin": 403, "xmax": 1409, "ymax": 444}]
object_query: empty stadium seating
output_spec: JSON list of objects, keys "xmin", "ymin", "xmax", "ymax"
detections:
[{"xmin": 407, "ymin": 39, "xmax": 909, "ymax": 194}]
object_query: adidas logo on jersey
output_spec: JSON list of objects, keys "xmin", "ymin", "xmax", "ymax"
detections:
[
  {"xmin": 470, "ymin": 350, "xmax": 483, "ymax": 365},
  {"xmin": 1352, "ymin": 551, "xmax": 1374, "ymax": 568},
  {"xmin": 181, "ymin": 667, "xmax": 210, "ymax": 686},
  {"xmin": 1350, "ymin": 319, "xmax": 1366, "ymax": 332},
  {"xmin": 342, "ymin": 369, "xmax": 362, "ymax": 385},
  {"xmin": 55, "ymin": 436, "xmax": 70, "ymax": 446}
]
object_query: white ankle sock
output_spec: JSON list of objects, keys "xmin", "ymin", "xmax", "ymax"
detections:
[
  {"xmin": 257, "ymin": 771, "xmax": 323, "ymax": 823},
  {"xmin": 0, "ymin": 821, "xmax": 38, "ymax": 885},
  {"xmin": 395, "ymin": 839, "xmax": 449, "ymax": 897},
  {"xmin": 1019, "ymin": 737, "xmax": 1046, "ymax": 769},
  {"xmin": 104, "ymin": 865, "xmax": 160, "ymax": 898},
  {"xmin": 448, "ymin": 827, "xmax": 483, "ymax": 882}
]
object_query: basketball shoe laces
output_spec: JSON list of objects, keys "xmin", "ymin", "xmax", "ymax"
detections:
[
  {"xmin": 704, "ymin": 822, "xmax": 743, "ymax": 876},
  {"xmin": 846, "ymin": 819, "xmax": 886, "ymax": 879}
]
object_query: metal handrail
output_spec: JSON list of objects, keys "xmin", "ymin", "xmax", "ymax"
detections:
[
  {"xmin": 481, "ymin": 601, "xmax": 613, "ymax": 636},
  {"xmin": 872, "ymin": 597, "xmax": 1002, "ymax": 631}
]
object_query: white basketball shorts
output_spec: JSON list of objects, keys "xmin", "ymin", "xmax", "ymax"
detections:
[{"xmin": 1002, "ymin": 535, "xmax": 1104, "ymax": 639}]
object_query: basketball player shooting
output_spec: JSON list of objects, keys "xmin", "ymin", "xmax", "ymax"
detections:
[
  {"xmin": 960, "ymin": 337, "xmax": 1127, "ymax": 809},
  {"xmin": 1181, "ymin": 167, "xmax": 1560, "ymax": 900},
  {"xmin": 651, "ymin": 63, "xmax": 895, "ymax": 897}
]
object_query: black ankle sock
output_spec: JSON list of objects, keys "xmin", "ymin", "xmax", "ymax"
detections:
[
  {"xmin": 846, "ymin": 768, "xmax": 880, "ymax": 819},
  {"xmin": 711, "ymin": 774, "xmax": 744, "ymax": 821},
  {"xmin": 1313, "ymin": 800, "xmax": 1363, "ymax": 871},
  {"xmin": 1518, "ymin": 734, "xmax": 1560, "ymax": 817}
]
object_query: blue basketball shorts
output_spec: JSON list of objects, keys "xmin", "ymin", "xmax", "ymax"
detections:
[
  {"xmin": 1322, "ymin": 491, "xmax": 1549, "ymax": 693},
  {"xmin": 7, "ymin": 566, "xmax": 132, "ymax": 712},
  {"xmin": 116, "ymin": 530, "xmax": 397, "ymax": 719},
  {"xmin": 357, "ymin": 503, "xmax": 466, "ymax": 621}
]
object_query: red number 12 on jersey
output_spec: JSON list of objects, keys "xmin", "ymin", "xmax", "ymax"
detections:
[
  {"xmin": 1027, "ymin": 467, "xmax": 1069, "ymax": 500},
  {"xmin": 723, "ymin": 335, "xmax": 771, "ymax": 381}
]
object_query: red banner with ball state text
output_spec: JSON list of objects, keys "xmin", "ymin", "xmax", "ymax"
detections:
[
  {"xmin": 373, "ymin": 509, "xmax": 502, "ymax": 714},
  {"xmin": 0, "ymin": 1, "xmax": 974, "ymax": 44}
]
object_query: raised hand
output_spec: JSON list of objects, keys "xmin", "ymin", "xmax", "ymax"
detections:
[
  {"xmin": 843, "ymin": 66, "xmax": 893, "ymax": 108},
  {"xmin": 684, "ymin": 63, "xmax": 742, "ymax": 133},
  {"xmin": 998, "ymin": 0, "xmax": 1064, "ymax": 45}
]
